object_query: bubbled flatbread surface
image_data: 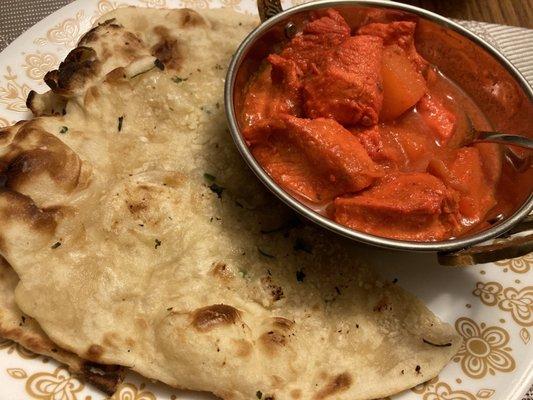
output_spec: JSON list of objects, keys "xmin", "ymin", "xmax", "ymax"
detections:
[
  {"xmin": 0, "ymin": 7, "xmax": 461, "ymax": 400},
  {"xmin": 0, "ymin": 257, "xmax": 125, "ymax": 394}
]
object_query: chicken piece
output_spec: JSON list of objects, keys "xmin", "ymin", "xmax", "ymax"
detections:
[
  {"xmin": 350, "ymin": 125, "xmax": 402, "ymax": 165},
  {"xmin": 417, "ymin": 94, "xmax": 456, "ymax": 144},
  {"xmin": 303, "ymin": 35, "xmax": 384, "ymax": 126},
  {"xmin": 240, "ymin": 64, "xmax": 300, "ymax": 144},
  {"xmin": 278, "ymin": 8, "xmax": 351, "ymax": 74},
  {"xmin": 240, "ymin": 8, "xmax": 351, "ymax": 143},
  {"xmin": 333, "ymin": 172, "xmax": 459, "ymax": 241},
  {"xmin": 253, "ymin": 116, "xmax": 382, "ymax": 203},
  {"xmin": 428, "ymin": 147, "xmax": 497, "ymax": 226},
  {"xmin": 268, "ymin": 53, "xmax": 302, "ymax": 90},
  {"xmin": 278, "ymin": 116, "xmax": 382, "ymax": 190},
  {"xmin": 253, "ymin": 137, "xmax": 338, "ymax": 203},
  {"xmin": 358, "ymin": 21, "xmax": 428, "ymax": 72},
  {"xmin": 352, "ymin": 126, "xmax": 385, "ymax": 161}
]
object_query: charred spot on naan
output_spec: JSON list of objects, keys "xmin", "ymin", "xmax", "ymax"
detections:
[
  {"xmin": 178, "ymin": 8, "xmax": 208, "ymax": 27},
  {"xmin": 80, "ymin": 19, "xmax": 149, "ymax": 65},
  {"xmin": 103, "ymin": 67, "xmax": 129, "ymax": 85},
  {"xmin": 210, "ymin": 261, "xmax": 234, "ymax": 281},
  {"xmin": 291, "ymin": 389, "xmax": 302, "ymax": 399},
  {"xmin": 0, "ymin": 121, "xmax": 88, "ymax": 207},
  {"xmin": 373, "ymin": 294, "xmax": 393, "ymax": 312},
  {"xmin": 259, "ymin": 330, "xmax": 287, "ymax": 356},
  {"xmin": 124, "ymin": 182, "xmax": 176, "ymax": 221},
  {"xmin": 314, "ymin": 373, "xmax": 352, "ymax": 399},
  {"xmin": 258, "ymin": 317, "xmax": 295, "ymax": 356},
  {"xmin": 2, "ymin": 139, "xmax": 81, "ymax": 193},
  {"xmin": 0, "ymin": 124, "xmax": 20, "ymax": 148},
  {"xmin": 26, "ymin": 90, "xmax": 67, "ymax": 117},
  {"xmin": 191, "ymin": 304, "xmax": 241, "ymax": 332},
  {"xmin": 80, "ymin": 362, "xmax": 126, "ymax": 395},
  {"xmin": 6, "ymin": 147, "xmax": 75, "ymax": 187},
  {"xmin": 103, "ymin": 171, "xmax": 192, "ymax": 239},
  {"xmin": 271, "ymin": 317, "xmax": 294, "ymax": 330},
  {"xmin": 0, "ymin": 189, "xmax": 56, "ymax": 225},
  {"xmin": 231, "ymin": 338, "xmax": 253, "ymax": 358},
  {"xmin": 260, "ymin": 275, "xmax": 284, "ymax": 302},
  {"xmin": 151, "ymin": 26, "xmax": 183, "ymax": 71},
  {"xmin": 44, "ymin": 47, "xmax": 101, "ymax": 96},
  {"xmin": 0, "ymin": 190, "xmax": 57, "ymax": 254},
  {"xmin": 42, "ymin": 19, "xmax": 151, "ymax": 98},
  {"xmin": 86, "ymin": 344, "xmax": 105, "ymax": 360}
]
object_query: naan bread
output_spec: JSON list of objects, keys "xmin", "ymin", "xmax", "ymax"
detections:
[
  {"xmin": 0, "ymin": 257, "xmax": 125, "ymax": 394},
  {"xmin": 0, "ymin": 7, "xmax": 461, "ymax": 400},
  {"xmin": 27, "ymin": 7, "xmax": 221, "ymax": 116}
]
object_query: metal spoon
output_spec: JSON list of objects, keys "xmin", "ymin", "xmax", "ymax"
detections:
[
  {"xmin": 462, "ymin": 115, "xmax": 532, "ymax": 170},
  {"xmin": 470, "ymin": 131, "xmax": 533, "ymax": 149}
]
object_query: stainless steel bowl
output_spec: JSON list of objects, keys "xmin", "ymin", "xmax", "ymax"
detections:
[{"xmin": 225, "ymin": 0, "xmax": 533, "ymax": 264}]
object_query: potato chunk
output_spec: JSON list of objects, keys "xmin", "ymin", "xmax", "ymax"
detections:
[{"xmin": 380, "ymin": 45, "xmax": 427, "ymax": 121}]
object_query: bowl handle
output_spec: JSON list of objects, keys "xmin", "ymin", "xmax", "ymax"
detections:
[
  {"xmin": 258, "ymin": 0, "xmax": 283, "ymax": 22},
  {"xmin": 438, "ymin": 215, "xmax": 533, "ymax": 266}
]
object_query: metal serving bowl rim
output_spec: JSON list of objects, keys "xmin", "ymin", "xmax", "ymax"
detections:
[{"xmin": 224, "ymin": 0, "xmax": 533, "ymax": 252}]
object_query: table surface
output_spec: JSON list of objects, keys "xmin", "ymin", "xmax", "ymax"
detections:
[
  {"xmin": 0, "ymin": 0, "xmax": 531, "ymax": 399},
  {"xmin": 399, "ymin": 0, "xmax": 533, "ymax": 28}
]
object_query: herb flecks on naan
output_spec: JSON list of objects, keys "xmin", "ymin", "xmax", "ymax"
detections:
[
  {"xmin": 0, "ymin": 257, "xmax": 125, "ymax": 394},
  {"xmin": 27, "ymin": 7, "xmax": 204, "ymax": 116},
  {"xmin": 0, "ymin": 7, "xmax": 460, "ymax": 400}
]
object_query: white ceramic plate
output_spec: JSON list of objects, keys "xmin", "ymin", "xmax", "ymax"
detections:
[{"xmin": 0, "ymin": 1, "xmax": 531, "ymax": 399}]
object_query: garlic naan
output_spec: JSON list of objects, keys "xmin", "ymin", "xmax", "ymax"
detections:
[
  {"xmin": 0, "ymin": 257, "xmax": 125, "ymax": 394},
  {"xmin": 0, "ymin": 7, "xmax": 461, "ymax": 400}
]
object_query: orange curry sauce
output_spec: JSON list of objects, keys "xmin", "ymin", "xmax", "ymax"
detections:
[{"xmin": 240, "ymin": 9, "xmax": 531, "ymax": 241}]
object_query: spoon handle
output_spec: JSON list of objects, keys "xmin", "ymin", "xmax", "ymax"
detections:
[
  {"xmin": 257, "ymin": 0, "xmax": 283, "ymax": 22},
  {"xmin": 474, "ymin": 132, "xmax": 533, "ymax": 150}
]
